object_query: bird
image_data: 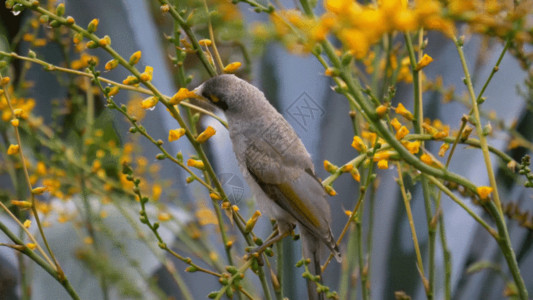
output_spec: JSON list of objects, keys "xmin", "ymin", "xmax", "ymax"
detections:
[{"xmin": 193, "ymin": 74, "xmax": 341, "ymax": 300}]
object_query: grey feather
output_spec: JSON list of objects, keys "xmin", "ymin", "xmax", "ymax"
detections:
[{"xmin": 195, "ymin": 74, "xmax": 341, "ymax": 298}]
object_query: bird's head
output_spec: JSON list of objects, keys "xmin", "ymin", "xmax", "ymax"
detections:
[{"xmin": 193, "ymin": 74, "xmax": 262, "ymax": 113}]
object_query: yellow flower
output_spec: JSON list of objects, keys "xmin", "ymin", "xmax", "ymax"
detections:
[
  {"xmin": 170, "ymin": 88, "xmax": 197, "ymax": 105},
  {"xmin": 196, "ymin": 205, "xmax": 217, "ymax": 226},
  {"xmin": 395, "ymin": 103, "xmax": 413, "ymax": 120},
  {"xmin": 26, "ymin": 243, "xmax": 37, "ymax": 250},
  {"xmin": 377, "ymin": 159, "xmax": 389, "ymax": 169},
  {"xmin": 141, "ymin": 96, "xmax": 157, "ymax": 109},
  {"xmin": 1, "ymin": 76, "xmax": 10, "ymax": 86},
  {"xmin": 158, "ymin": 212, "xmax": 171, "ymax": 221},
  {"xmin": 105, "ymin": 59, "xmax": 119, "ymax": 71},
  {"xmin": 11, "ymin": 118, "xmax": 19, "ymax": 127},
  {"xmin": 87, "ymin": 18, "xmax": 99, "ymax": 33},
  {"xmin": 405, "ymin": 140, "xmax": 421, "ymax": 154},
  {"xmin": 391, "ymin": 118, "xmax": 402, "ymax": 131},
  {"xmin": 351, "ymin": 136, "xmax": 367, "ymax": 152},
  {"xmin": 325, "ymin": 185, "xmax": 337, "ymax": 196},
  {"xmin": 23, "ymin": 219, "xmax": 31, "ymax": 228},
  {"xmin": 83, "ymin": 237, "xmax": 94, "ymax": 245},
  {"xmin": 152, "ymin": 184, "xmax": 162, "ymax": 201},
  {"xmin": 245, "ymin": 210, "xmax": 262, "ymax": 232},
  {"xmin": 108, "ymin": 86, "xmax": 120, "ymax": 96},
  {"xmin": 376, "ymin": 105, "xmax": 388, "ymax": 118},
  {"xmin": 196, "ymin": 126, "xmax": 216, "ymax": 143},
  {"xmin": 187, "ymin": 159, "xmax": 205, "ymax": 170},
  {"xmin": 209, "ymin": 193, "xmax": 221, "ymax": 201},
  {"xmin": 324, "ymin": 160, "xmax": 338, "ymax": 173},
  {"xmin": 99, "ymin": 35, "xmax": 111, "ymax": 47},
  {"xmin": 31, "ymin": 187, "xmax": 47, "ymax": 195},
  {"xmin": 395, "ymin": 126, "xmax": 409, "ymax": 140},
  {"xmin": 350, "ymin": 168, "xmax": 361, "ymax": 182},
  {"xmin": 420, "ymin": 153, "xmax": 433, "ymax": 165},
  {"xmin": 129, "ymin": 51, "xmax": 142, "ymax": 65},
  {"xmin": 168, "ymin": 128, "xmax": 186, "ymax": 142},
  {"xmin": 122, "ymin": 75, "xmax": 139, "ymax": 86},
  {"xmin": 63, "ymin": 16, "xmax": 75, "ymax": 27},
  {"xmin": 373, "ymin": 150, "xmax": 396, "ymax": 161},
  {"xmin": 11, "ymin": 200, "xmax": 31, "ymax": 209},
  {"xmin": 7, "ymin": 144, "xmax": 20, "ymax": 155},
  {"xmin": 476, "ymin": 186, "xmax": 493, "ymax": 200},
  {"xmin": 199, "ymin": 39, "xmax": 212, "ymax": 46},
  {"xmin": 223, "ymin": 62, "xmax": 242, "ymax": 74},
  {"xmin": 340, "ymin": 164, "xmax": 353, "ymax": 172},
  {"xmin": 324, "ymin": 0, "xmax": 354, "ymax": 14},
  {"xmin": 438, "ymin": 143, "xmax": 449, "ymax": 157},
  {"xmin": 416, "ymin": 54, "xmax": 433, "ymax": 71},
  {"xmin": 140, "ymin": 66, "xmax": 154, "ymax": 82}
]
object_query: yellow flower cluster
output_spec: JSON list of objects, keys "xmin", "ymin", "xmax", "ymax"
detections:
[
  {"xmin": 323, "ymin": 0, "xmax": 455, "ymax": 58},
  {"xmin": 1, "ymin": 92, "xmax": 35, "ymax": 122}
]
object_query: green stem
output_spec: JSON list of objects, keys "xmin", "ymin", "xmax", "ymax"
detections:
[
  {"xmin": 0, "ymin": 221, "xmax": 80, "ymax": 300},
  {"xmin": 454, "ymin": 37, "xmax": 528, "ymax": 299}
]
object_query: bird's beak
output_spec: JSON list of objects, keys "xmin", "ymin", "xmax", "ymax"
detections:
[{"xmin": 192, "ymin": 86, "xmax": 209, "ymax": 101}]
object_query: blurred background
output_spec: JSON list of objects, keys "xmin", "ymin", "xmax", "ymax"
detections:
[{"xmin": 1, "ymin": 0, "xmax": 532, "ymax": 299}]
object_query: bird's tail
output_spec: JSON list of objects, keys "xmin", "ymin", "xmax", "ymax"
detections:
[{"xmin": 302, "ymin": 230, "xmax": 326, "ymax": 300}]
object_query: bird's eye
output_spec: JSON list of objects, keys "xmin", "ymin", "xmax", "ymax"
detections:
[{"xmin": 209, "ymin": 94, "xmax": 220, "ymax": 103}]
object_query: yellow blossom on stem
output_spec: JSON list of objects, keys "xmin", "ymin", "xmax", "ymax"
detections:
[
  {"xmin": 199, "ymin": 39, "xmax": 212, "ymax": 46},
  {"xmin": 140, "ymin": 66, "xmax": 154, "ymax": 82},
  {"xmin": 340, "ymin": 164, "xmax": 353, "ymax": 172},
  {"xmin": 420, "ymin": 153, "xmax": 433, "ymax": 165},
  {"xmin": 187, "ymin": 159, "xmax": 205, "ymax": 170},
  {"xmin": 158, "ymin": 212, "xmax": 171, "ymax": 221},
  {"xmin": 377, "ymin": 159, "xmax": 389, "ymax": 169},
  {"xmin": 23, "ymin": 219, "xmax": 31, "ymax": 228},
  {"xmin": 1, "ymin": 76, "xmax": 10, "ymax": 86},
  {"xmin": 396, "ymin": 103, "xmax": 413, "ymax": 120},
  {"xmin": 376, "ymin": 105, "xmax": 388, "ymax": 118},
  {"xmin": 232, "ymin": 205, "xmax": 239, "ymax": 212},
  {"xmin": 245, "ymin": 210, "xmax": 262, "ymax": 233},
  {"xmin": 477, "ymin": 186, "xmax": 494, "ymax": 201},
  {"xmin": 324, "ymin": 160, "xmax": 338, "ymax": 173},
  {"xmin": 105, "ymin": 59, "xmax": 119, "ymax": 71},
  {"xmin": 170, "ymin": 88, "xmax": 197, "ymax": 105},
  {"xmin": 31, "ymin": 187, "xmax": 47, "ymax": 195},
  {"xmin": 65, "ymin": 16, "xmax": 75, "ymax": 25},
  {"xmin": 152, "ymin": 184, "xmax": 162, "ymax": 201},
  {"xmin": 141, "ymin": 96, "xmax": 158, "ymax": 110},
  {"xmin": 223, "ymin": 62, "xmax": 242, "ymax": 74},
  {"xmin": 324, "ymin": 0, "xmax": 354, "ymax": 14},
  {"xmin": 122, "ymin": 75, "xmax": 139, "ymax": 86},
  {"xmin": 325, "ymin": 185, "xmax": 337, "ymax": 196},
  {"xmin": 7, "ymin": 144, "xmax": 20, "ymax": 155},
  {"xmin": 129, "ymin": 51, "xmax": 142, "ymax": 65},
  {"xmin": 11, "ymin": 200, "xmax": 32, "ymax": 209},
  {"xmin": 391, "ymin": 118, "xmax": 402, "ymax": 131},
  {"xmin": 196, "ymin": 126, "xmax": 216, "ymax": 143},
  {"xmin": 168, "ymin": 128, "xmax": 186, "ymax": 142},
  {"xmin": 352, "ymin": 136, "xmax": 367, "ymax": 152},
  {"xmin": 11, "ymin": 119, "xmax": 19, "ymax": 127},
  {"xmin": 209, "ymin": 193, "xmax": 221, "ymax": 201},
  {"xmin": 350, "ymin": 168, "xmax": 361, "ymax": 182},
  {"xmin": 99, "ymin": 35, "xmax": 111, "ymax": 47},
  {"xmin": 438, "ymin": 143, "xmax": 450, "ymax": 157},
  {"xmin": 416, "ymin": 54, "xmax": 434, "ymax": 71},
  {"xmin": 373, "ymin": 150, "xmax": 396, "ymax": 162},
  {"xmin": 395, "ymin": 126, "xmax": 409, "ymax": 140},
  {"xmin": 26, "ymin": 243, "xmax": 37, "ymax": 250},
  {"xmin": 87, "ymin": 18, "xmax": 99, "ymax": 33},
  {"xmin": 108, "ymin": 86, "xmax": 119, "ymax": 96},
  {"xmin": 405, "ymin": 140, "xmax": 421, "ymax": 154}
]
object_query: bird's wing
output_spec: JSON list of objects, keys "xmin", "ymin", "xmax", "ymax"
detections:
[{"xmin": 244, "ymin": 138, "xmax": 330, "ymax": 239}]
